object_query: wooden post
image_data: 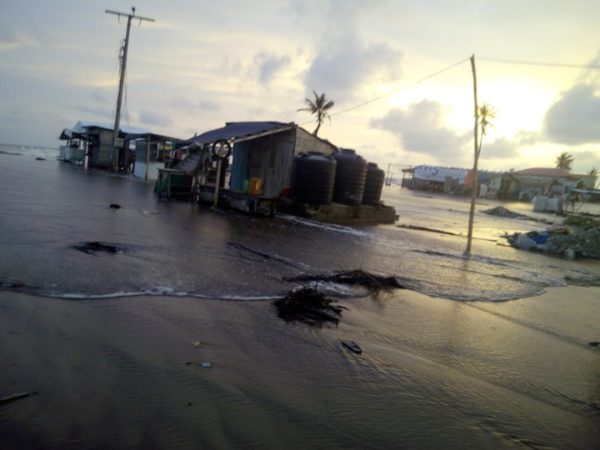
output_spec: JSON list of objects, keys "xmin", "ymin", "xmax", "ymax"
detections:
[
  {"xmin": 465, "ymin": 54, "xmax": 479, "ymax": 255},
  {"xmin": 213, "ymin": 159, "xmax": 222, "ymax": 207},
  {"xmin": 145, "ymin": 136, "xmax": 150, "ymax": 181},
  {"xmin": 106, "ymin": 7, "xmax": 155, "ymax": 172}
]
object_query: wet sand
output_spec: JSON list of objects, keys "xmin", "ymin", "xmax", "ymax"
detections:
[
  {"xmin": 1, "ymin": 150, "xmax": 600, "ymax": 448},
  {"xmin": 1, "ymin": 286, "xmax": 599, "ymax": 449}
]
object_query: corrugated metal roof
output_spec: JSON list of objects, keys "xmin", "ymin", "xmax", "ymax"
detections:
[
  {"xmin": 186, "ymin": 121, "xmax": 294, "ymax": 145},
  {"xmin": 73, "ymin": 120, "xmax": 151, "ymax": 135},
  {"xmin": 514, "ymin": 168, "xmax": 569, "ymax": 177},
  {"xmin": 126, "ymin": 132, "xmax": 182, "ymax": 142}
]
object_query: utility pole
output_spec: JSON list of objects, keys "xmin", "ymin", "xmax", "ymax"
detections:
[
  {"xmin": 465, "ymin": 54, "xmax": 479, "ymax": 255},
  {"xmin": 105, "ymin": 6, "xmax": 154, "ymax": 172}
]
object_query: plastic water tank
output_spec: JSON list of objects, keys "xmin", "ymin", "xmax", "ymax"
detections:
[
  {"xmin": 362, "ymin": 163, "xmax": 385, "ymax": 205},
  {"xmin": 292, "ymin": 152, "xmax": 337, "ymax": 205},
  {"xmin": 333, "ymin": 149, "xmax": 367, "ymax": 205}
]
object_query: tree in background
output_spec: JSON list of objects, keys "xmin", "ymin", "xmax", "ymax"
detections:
[
  {"xmin": 298, "ymin": 91, "xmax": 335, "ymax": 136},
  {"xmin": 555, "ymin": 152, "xmax": 575, "ymax": 171}
]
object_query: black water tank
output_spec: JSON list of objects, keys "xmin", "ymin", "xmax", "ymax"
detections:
[
  {"xmin": 363, "ymin": 162, "xmax": 385, "ymax": 205},
  {"xmin": 333, "ymin": 149, "xmax": 367, "ymax": 205},
  {"xmin": 292, "ymin": 152, "xmax": 337, "ymax": 205}
]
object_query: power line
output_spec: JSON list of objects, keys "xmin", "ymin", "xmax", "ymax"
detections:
[
  {"xmin": 478, "ymin": 57, "xmax": 600, "ymax": 70},
  {"xmin": 298, "ymin": 54, "xmax": 599, "ymax": 125},
  {"xmin": 329, "ymin": 57, "xmax": 470, "ymax": 118}
]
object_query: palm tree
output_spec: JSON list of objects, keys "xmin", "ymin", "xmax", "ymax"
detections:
[
  {"xmin": 298, "ymin": 91, "xmax": 334, "ymax": 136},
  {"xmin": 555, "ymin": 152, "xmax": 574, "ymax": 171},
  {"xmin": 477, "ymin": 104, "xmax": 495, "ymax": 155}
]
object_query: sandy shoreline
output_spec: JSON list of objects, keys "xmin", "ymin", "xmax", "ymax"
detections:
[{"xmin": 1, "ymin": 285, "xmax": 599, "ymax": 449}]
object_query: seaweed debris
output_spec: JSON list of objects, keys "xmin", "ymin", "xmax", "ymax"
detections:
[
  {"xmin": 287, "ymin": 270, "xmax": 406, "ymax": 294},
  {"xmin": 72, "ymin": 241, "xmax": 120, "ymax": 255},
  {"xmin": 274, "ymin": 288, "xmax": 345, "ymax": 327},
  {"xmin": 341, "ymin": 340, "xmax": 363, "ymax": 354}
]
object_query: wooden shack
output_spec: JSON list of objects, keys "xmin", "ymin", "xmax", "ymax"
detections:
[
  {"xmin": 175, "ymin": 121, "xmax": 337, "ymax": 212},
  {"xmin": 58, "ymin": 121, "xmax": 151, "ymax": 170}
]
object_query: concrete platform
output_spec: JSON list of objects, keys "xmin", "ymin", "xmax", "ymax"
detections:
[{"xmin": 283, "ymin": 201, "xmax": 398, "ymax": 225}]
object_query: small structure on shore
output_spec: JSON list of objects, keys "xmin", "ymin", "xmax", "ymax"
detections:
[
  {"xmin": 127, "ymin": 132, "xmax": 182, "ymax": 181},
  {"xmin": 58, "ymin": 121, "xmax": 181, "ymax": 178},
  {"xmin": 401, "ymin": 165, "xmax": 471, "ymax": 194},
  {"xmin": 485, "ymin": 168, "xmax": 596, "ymax": 201},
  {"xmin": 159, "ymin": 121, "xmax": 397, "ymax": 224},
  {"xmin": 59, "ymin": 121, "xmax": 149, "ymax": 170}
]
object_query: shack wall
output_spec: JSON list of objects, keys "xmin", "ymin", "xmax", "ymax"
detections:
[
  {"xmin": 294, "ymin": 127, "xmax": 336, "ymax": 155},
  {"xmin": 88, "ymin": 129, "xmax": 114, "ymax": 169},
  {"xmin": 245, "ymin": 130, "xmax": 296, "ymax": 198}
]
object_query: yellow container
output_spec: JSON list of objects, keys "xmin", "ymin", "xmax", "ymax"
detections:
[{"xmin": 248, "ymin": 177, "xmax": 263, "ymax": 196}]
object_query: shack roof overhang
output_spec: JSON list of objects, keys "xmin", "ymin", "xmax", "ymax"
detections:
[
  {"xmin": 127, "ymin": 132, "xmax": 182, "ymax": 143},
  {"xmin": 59, "ymin": 120, "xmax": 153, "ymax": 140},
  {"xmin": 183, "ymin": 121, "xmax": 295, "ymax": 147}
]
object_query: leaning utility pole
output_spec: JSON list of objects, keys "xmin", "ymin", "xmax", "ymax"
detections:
[
  {"xmin": 105, "ymin": 6, "xmax": 154, "ymax": 172},
  {"xmin": 465, "ymin": 54, "xmax": 479, "ymax": 255}
]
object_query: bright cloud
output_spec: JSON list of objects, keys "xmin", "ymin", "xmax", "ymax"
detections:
[
  {"xmin": 371, "ymin": 100, "xmax": 470, "ymax": 164},
  {"xmin": 544, "ymin": 83, "xmax": 600, "ymax": 144},
  {"xmin": 304, "ymin": 33, "xmax": 402, "ymax": 101},
  {"xmin": 254, "ymin": 52, "xmax": 290, "ymax": 85},
  {"xmin": 139, "ymin": 110, "xmax": 172, "ymax": 127}
]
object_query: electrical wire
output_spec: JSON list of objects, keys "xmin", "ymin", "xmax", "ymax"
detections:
[
  {"xmin": 478, "ymin": 56, "xmax": 600, "ymax": 70},
  {"xmin": 298, "ymin": 57, "xmax": 469, "ymax": 126},
  {"xmin": 331, "ymin": 57, "xmax": 470, "ymax": 117}
]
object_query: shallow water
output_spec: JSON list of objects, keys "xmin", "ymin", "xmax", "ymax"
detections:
[
  {"xmin": 1, "ymin": 148, "xmax": 600, "ymax": 449},
  {"xmin": 1, "ymin": 149, "xmax": 599, "ymax": 301}
]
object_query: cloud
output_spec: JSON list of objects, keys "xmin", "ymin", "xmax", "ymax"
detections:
[
  {"xmin": 254, "ymin": 52, "xmax": 290, "ymax": 85},
  {"xmin": 543, "ymin": 84, "xmax": 600, "ymax": 144},
  {"xmin": 479, "ymin": 138, "xmax": 519, "ymax": 160},
  {"xmin": 0, "ymin": 28, "xmax": 37, "ymax": 52},
  {"xmin": 304, "ymin": 33, "xmax": 402, "ymax": 101},
  {"xmin": 139, "ymin": 110, "xmax": 172, "ymax": 127},
  {"xmin": 169, "ymin": 97, "xmax": 220, "ymax": 112},
  {"xmin": 567, "ymin": 149, "xmax": 600, "ymax": 174},
  {"xmin": 291, "ymin": 0, "xmax": 401, "ymax": 101},
  {"xmin": 371, "ymin": 100, "xmax": 470, "ymax": 164}
]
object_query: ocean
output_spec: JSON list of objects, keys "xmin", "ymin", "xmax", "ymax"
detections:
[{"xmin": 1, "ymin": 144, "xmax": 599, "ymax": 449}]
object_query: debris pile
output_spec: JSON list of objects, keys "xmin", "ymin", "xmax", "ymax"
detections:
[
  {"xmin": 274, "ymin": 288, "xmax": 345, "ymax": 327},
  {"xmin": 482, "ymin": 206, "xmax": 530, "ymax": 220},
  {"xmin": 505, "ymin": 215, "xmax": 600, "ymax": 259}
]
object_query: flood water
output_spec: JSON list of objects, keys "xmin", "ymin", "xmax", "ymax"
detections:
[{"xmin": 1, "ymin": 146, "xmax": 599, "ymax": 449}]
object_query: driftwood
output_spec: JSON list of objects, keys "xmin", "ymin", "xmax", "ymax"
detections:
[
  {"xmin": 397, "ymin": 224, "xmax": 461, "ymax": 236},
  {"xmin": 0, "ymin": 391, "xmax": 38, "ymax": 406}
]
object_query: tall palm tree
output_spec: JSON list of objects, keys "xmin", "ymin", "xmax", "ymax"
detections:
[
  {"xmin": 476, "ymin": 104, "xmax": 495, "ymax": 159},
  {"xmin": 298, "ymin": 91, "xmax": 334, "ymax": 136},
  {"xmin": 555, "ymin": 152, "xmax": 574, "ymax": 171}
]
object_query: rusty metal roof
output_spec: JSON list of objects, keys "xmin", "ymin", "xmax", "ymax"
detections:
[{"xmin": 185, "ymin": 121, "xmax": 294, "ymax": 145}]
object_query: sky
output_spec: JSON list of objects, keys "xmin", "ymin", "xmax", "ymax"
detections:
[{"xmin": 1, "ymin": 0, "xmax": 600, "ymax": 174}]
